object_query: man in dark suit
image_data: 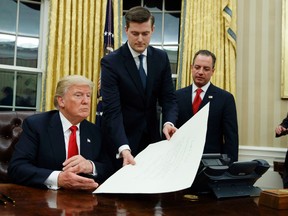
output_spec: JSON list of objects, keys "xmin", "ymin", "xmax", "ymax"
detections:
[
  {"xmin": 275, "ymin": 116, "xmax": 288, "ymax": 188},
  {"xmin": 176, "ymin": 50, "xmax": 239, "ymax": 163},
  {"xmin": 101, "ymin": 6, "xmax": 178, "ymax": 170},
  {"xmin": 8, "ymin": 75, "xmax": 112, "ymax": 190}
]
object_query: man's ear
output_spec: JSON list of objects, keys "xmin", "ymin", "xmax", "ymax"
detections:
[
  {"xmin": 151, "ymin": 25, "xmax": 155, "ymax": 33},
  {"xmin": 57, "ymin": 96, "xmax": 64, "ymax": 108}
]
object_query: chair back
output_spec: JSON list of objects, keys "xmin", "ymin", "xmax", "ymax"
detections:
[{"xmin": 0, "ymin": 111, "xmax": 39, "ymax": 182}]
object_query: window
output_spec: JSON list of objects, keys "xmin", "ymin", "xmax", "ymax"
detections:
[
  {"xmin": 122, "ymin": 0, "xmax": 181, "ymax": 87},
  {"xmin": 0, "ymin": 0, "xmax": 48, "ymax": 111}
]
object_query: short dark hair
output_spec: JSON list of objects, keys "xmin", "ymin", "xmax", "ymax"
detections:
[
  {"xmin": 192, "ymin": 50, "xmax": 217, "ymax": 69},
  {"xmin": 125, "ymin": 6, "xmax": 155, "ymax": 28}
]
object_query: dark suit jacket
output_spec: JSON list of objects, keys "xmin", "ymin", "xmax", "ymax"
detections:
[
  {"xmin": 176, "ymin": 84, "xmax": 239, "ymax": 163},
  {"xmin": 101, "ymin": 43, "xmax": 178, "ymax": 166},
  {"xmin": 8, "ymin": 110, "xmax": 112, "ymax": 188},
  {"xmin": 276, "ymin": 114, "xmax": 288, "ymax": 137},
  {"xmin": 275, "ymin": 115, "xmax": 288, "ymax": 187}
]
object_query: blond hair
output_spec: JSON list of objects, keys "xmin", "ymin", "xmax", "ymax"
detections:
[{"xmin": 53, "ymin": 75, "xmax": 94, "ymax": 109}]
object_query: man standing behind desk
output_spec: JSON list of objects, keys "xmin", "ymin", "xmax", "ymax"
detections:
[
  {"xmin": 8, "ymin": 75, "xmax": 112, "ymax": 190},
  {"xmin": 101, "ymin": 6, "xmax": 178, "ymax": 170},
  {"xmin": 176, "ymin": 50, "xmax": 239, "ymax": 163}
]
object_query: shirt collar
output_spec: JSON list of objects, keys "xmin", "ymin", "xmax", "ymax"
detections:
[
  {"xmin": 192, "ymin": 82, "xmax": 211, "ymax": 93},
  {"xmin": 59, "ymin": 111, "xmax": 80, "ymax": 133},
  {"xmin": 127, "ymin": 42, "xmax": 147, "ymax": 58}
]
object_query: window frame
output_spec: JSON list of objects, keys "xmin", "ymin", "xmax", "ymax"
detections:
[{"xmin": 0, "ymin": 0, "xmax": 49, "ymax": 111}]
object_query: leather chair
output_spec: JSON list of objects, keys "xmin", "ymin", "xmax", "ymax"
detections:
[{"xmin": 0, "ymin": 111, "xmax": 39, "ymax": 183}]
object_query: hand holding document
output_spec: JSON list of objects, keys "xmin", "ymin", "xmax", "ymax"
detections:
[{"xmin": 94, "ymin": 103, "xmax": 210, "ymax": 194}]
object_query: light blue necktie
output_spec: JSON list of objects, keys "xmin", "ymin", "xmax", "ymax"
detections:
[{"xmin": 138, "ymin": 54, "xmax": 146, "ymax": 89}]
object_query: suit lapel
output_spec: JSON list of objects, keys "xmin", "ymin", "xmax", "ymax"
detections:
[
  {"xmin": 79, "ymin": 120, "xmax": 91, "ymax": 158},
  {"xmin": 122, "ymin": 43, "xmax": 146, "ymax": 97},
  {"xmin": 47, "ymin": 112, "xmax": 66, "ymax": 163},
  {"xmin": 201, "ymin": 84, "xmax": 216, "ymax": 109},
  {"xmin": 183, "ymin": 86, "xmax": 193, "ymax": 116},
  {"xmin": 146, "ymin": 47, "xmax": 156, "ymax": 100}
]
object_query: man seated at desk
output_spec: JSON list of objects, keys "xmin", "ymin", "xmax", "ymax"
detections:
[{"xmin": 8, "ymin": 75, "xmax": 112, "ymax": 190}]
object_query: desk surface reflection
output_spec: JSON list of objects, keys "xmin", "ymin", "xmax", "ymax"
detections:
[{"xmin": 0, "ymin": 184, "xmax": 276, "ymax": 216}]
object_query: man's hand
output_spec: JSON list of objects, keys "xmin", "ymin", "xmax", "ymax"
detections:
[
  {"xmin": 275, "ymin": 125, "xmax": 288, "ymax": 135},
  {"xmin": 163, "ymin": 123, "xmax": 177, "ymax": 140},
  {"xmin": 121, "ymin": 149, "xmax": 136, "ymax": 167},
  {"xmin": 58, "ymin": 171, "xmax": 98, "ymax": 191},
  {"xmin": 62, "ymin": 155, "xmax": 93, "ymax": 174}
]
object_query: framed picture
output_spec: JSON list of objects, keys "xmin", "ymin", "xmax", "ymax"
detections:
[{"xmin": 281, "ymin": 0, "xmax": 288, "ymax": 98}]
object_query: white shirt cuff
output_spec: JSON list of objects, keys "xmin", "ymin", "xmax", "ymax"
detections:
[
  {"xmin": 116, "ymin": 144, "xmax": 131, "ymax": 159},
  {"xmin": 44, "ymin": 171, "xmax": 61, "ymax": 190},
  {"xmin": 88, "ymin": 160, "xmax": 97, "ymax": 176},
  {"xmin": 163, "ymin": 122, "xmax": 174, "ymax": 127}
]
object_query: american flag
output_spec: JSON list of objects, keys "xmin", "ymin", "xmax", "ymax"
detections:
[
  {"xmin": 104, "ymin": 0, "xmax": 114, "ymax": 55},
  {"xmin": 96, "ymin": 0, "xmax": 114, "ymax": 126}
]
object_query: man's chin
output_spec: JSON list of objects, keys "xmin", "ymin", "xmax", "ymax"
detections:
[
  {"xmin": 79, "ymin": 111, "xmax": 90, "ymax": 118},
  {"xmin": 133, "ymin": 46, "xmax": 146, "ymax": 53},
  {"xmin": 194, "ymin": 80, "xmax": 205, "ymax": 86}
]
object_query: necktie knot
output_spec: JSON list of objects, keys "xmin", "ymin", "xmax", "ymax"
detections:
[
  {"xmin": 196, "ymin": 88, "xmax": 202, "ymax": 95},
  {"xmin": 138, "ymin": 54, "xmax": 144, "ymax": 61},
  {"xmin": 70, "ymin": 125, "xmax": 78, "ymax": 133}
]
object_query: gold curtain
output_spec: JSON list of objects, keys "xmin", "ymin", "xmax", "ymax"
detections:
[
  {"xmin": 113, "ymin": 0, "xmax": 122, "ymax": 49},
  {"xmin": 177, "ymin": 0, "xmax": 237, "ymax": 96},
  {"xmin": 43, "ymin": 0, "xmax": 121, "ymax": 122}
]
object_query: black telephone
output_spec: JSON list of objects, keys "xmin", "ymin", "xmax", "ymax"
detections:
[{"xmin": 190, "ymin": 154, "xmax": 270, "ymax": 198}]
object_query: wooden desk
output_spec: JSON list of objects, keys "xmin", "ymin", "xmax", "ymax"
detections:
[{"xmin": 0, "ymin": 184, "xmax": 281, "ymax": 215}]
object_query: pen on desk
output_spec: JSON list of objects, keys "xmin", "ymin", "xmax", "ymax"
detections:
[
  {"xmin": 0, "ymin": 192, "xmax": 15, "ymax": 204},
  {"xmin": 0, "ymin": 198, "xmax": 7, "ymax": 205}
]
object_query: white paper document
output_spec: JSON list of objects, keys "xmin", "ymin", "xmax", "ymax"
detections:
[{"xmin": 93, "ymin": 103, "xmax": 210, "ymax": 194}]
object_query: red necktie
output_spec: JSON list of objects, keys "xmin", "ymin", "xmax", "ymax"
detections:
[
  {"xmin": 192, "ymin": 88, "xmax": 203, "ymax": 114},
  {"xmin": 68, "ymin": 126, "xmax": 78, "ymax": 158}
]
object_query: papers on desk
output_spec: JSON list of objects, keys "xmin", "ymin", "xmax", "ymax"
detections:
[{"xmin": 93, "ymin": 103, "xmax": 209, "ymax": 194}]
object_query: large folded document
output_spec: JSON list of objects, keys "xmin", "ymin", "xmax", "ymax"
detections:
[{"xmin": 93, "ymin": 103, "xmax": 209, "ymax": 194}]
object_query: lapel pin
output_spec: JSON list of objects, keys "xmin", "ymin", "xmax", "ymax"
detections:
[
  {"xmin": 208, "ymin": 96, "xmax": 213, "ymax": 99},
  {"xmin": 87, "ymin": 138, "xmax": 91, "ymax": 143}
]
